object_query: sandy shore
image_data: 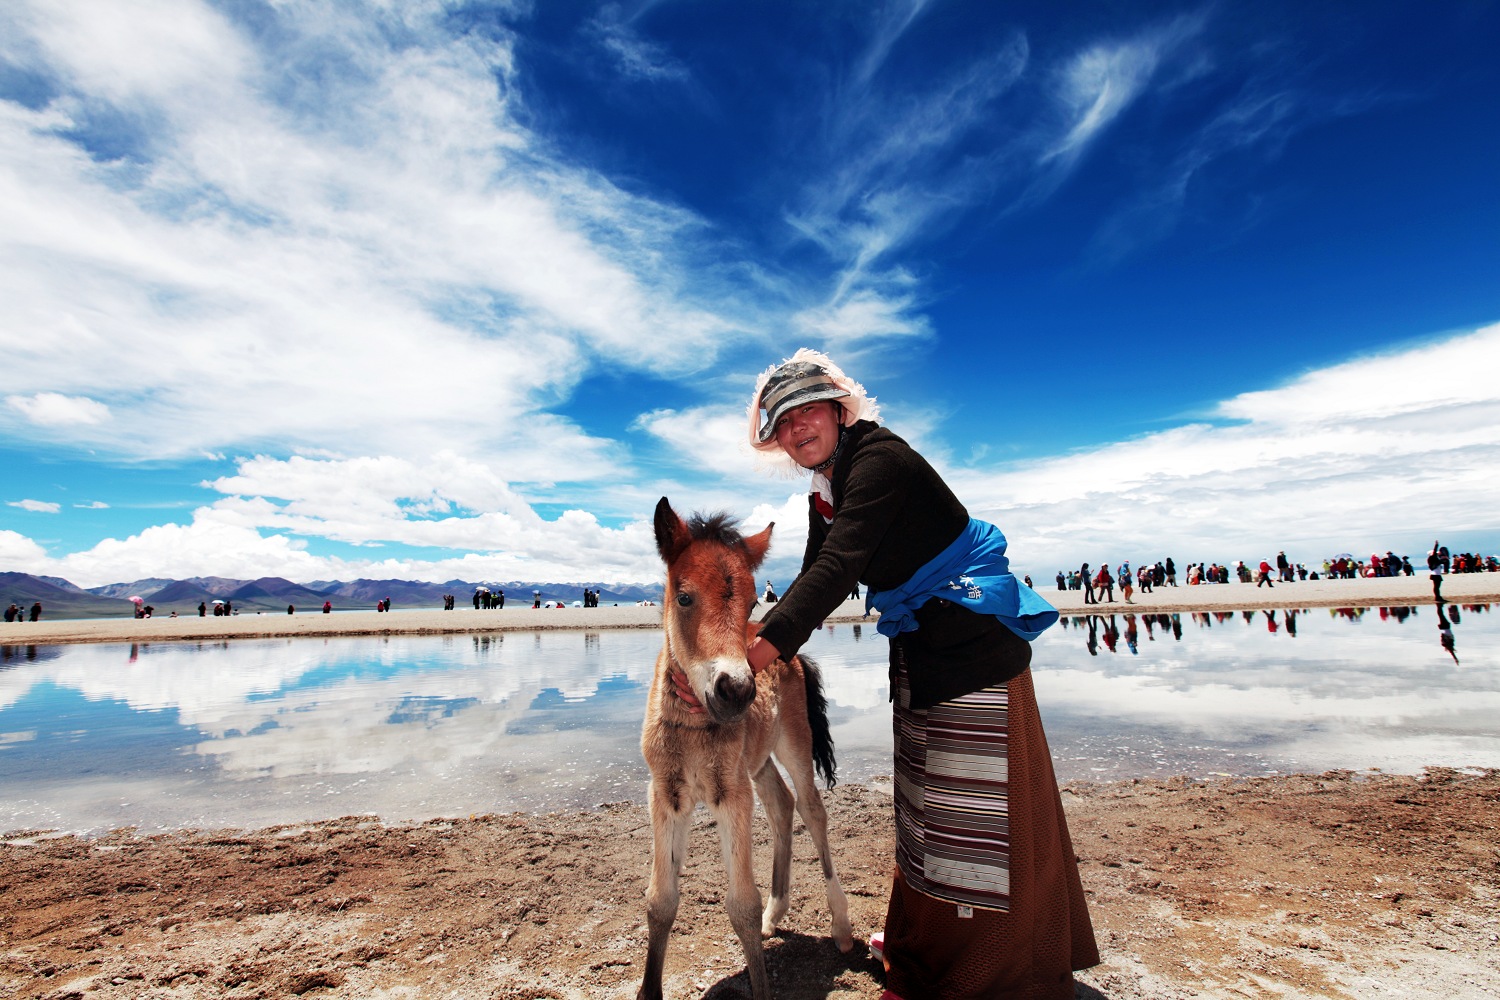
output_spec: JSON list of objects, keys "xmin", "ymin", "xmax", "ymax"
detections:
[
  {"xmin": 9, "ymin": 573, "xmax": 1498, "ymax": 647},
  {"xmin": 2, "ymin": 771, "xmax": 1496, "ymax": 999}
]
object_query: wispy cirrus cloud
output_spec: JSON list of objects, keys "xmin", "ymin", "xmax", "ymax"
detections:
[
  {"xmin": 586, "ymin": 2, "xmax": 692, "ymax": 83},
  {"xmin": 0, "ymin": 0, "xmax": 732, "ymax": 476},
  {"xmin": 8, "ymin": 499, "xmax": 61, "ymax": 513}
]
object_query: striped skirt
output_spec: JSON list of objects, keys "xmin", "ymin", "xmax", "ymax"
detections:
[{"xmin": 884, "ymin": 652, "xmax": 1098, "ymax": 999}]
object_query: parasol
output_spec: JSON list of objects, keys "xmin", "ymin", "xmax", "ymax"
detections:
[
  {"xmin": 211, "ymin": 599, "xmax": 225, "ymax": 604},
  {"xmin": 127, "ymin": 596, "xmax": 144, "ymax": 604}
]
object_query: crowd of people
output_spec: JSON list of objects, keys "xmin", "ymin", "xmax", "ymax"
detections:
[{"xmin": 1052, "ymin": 543, "xmax": 1498, "ymax": 604}]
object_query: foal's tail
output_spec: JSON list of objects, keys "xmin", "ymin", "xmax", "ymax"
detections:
[{"xmin": 800, "ymin": 654, "xmax": 837, "ymax": 789}]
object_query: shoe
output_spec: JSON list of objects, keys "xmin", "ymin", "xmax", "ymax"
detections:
[{"xmin": 869, "ymin": 931, "xmax": 885, "ymax": 963}]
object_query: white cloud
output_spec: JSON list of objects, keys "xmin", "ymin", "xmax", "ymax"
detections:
[
  {"xmin": 0, "ymin": 529, "xmax": 50, "ymax": 561},
  {"xmin": 5, "ymin": 323, "xmax": 1497, "ymax": 588},
  {"xmin": 73, "ymin": 501, "xmax": 110, "ymax": 509},
  {"xmin": 948, "ymin": 323, "xmax": 1500, "ymax": 575},
  {"xmin": 0, "ymin": 0, "xmax": 735, "ymax": 472},
  {"xmin": 7, "ymin": 499, "xmax": 61, "ymax": 513},
  {"xmin": 587, "ymin": 3, "xmax": 692, "ymax": 83},
  {"xmin": 6, "ymin": 392, "xmax": 110, "ymax": 426}
]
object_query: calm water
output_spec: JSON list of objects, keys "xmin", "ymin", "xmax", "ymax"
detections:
[{"xmin": 1, "ymin": 604, "xmax": 1495, "ymax": 836}]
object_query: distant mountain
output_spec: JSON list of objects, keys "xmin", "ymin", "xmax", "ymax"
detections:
[
  {"xmin": 0, "ymin": 572, "xmax": 665, "ymax": 619},
  {"xmin": 89, "ymin": 578, "xmax": 175, "ymax": 600},
  {"xmin": 1, "ymin": 572, "xmax": 136, "ymax": 620},
  {"xmin": 228, "ymin": 577, "xmax": 334, "ymax": 607},
  {"xmin": 35, "ymin": 575, "xmax": 92, "ymax": 595}
]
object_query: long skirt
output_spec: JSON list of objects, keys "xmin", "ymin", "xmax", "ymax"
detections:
[{"xmin": 883, "ymin": 655, "xmax": 1098, "ymax": 999}]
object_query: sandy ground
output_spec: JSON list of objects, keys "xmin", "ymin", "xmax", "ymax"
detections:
[
  {"xmin": 2, "ymin": 771, "xmax": 1496, "ymax": 1000},
  {"xmin": 9, "ymin": 572, "xmax": 1499, "ymax": 647},
  {"xmin": 4, "ymin": 576, "xmax": 1499, "ymax": 999}
]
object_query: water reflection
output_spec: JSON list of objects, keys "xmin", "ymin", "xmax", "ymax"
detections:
[{"xmin": 0, "ymin": 605, "xmax": 1495, "ymax": 836}]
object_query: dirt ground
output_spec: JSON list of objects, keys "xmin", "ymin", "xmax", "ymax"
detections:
[{"xmin": 3, "ymin": 769, "xmax": 1497, "ymax": 1000}]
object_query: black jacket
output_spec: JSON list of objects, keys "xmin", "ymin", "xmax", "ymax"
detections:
[{"xmin": 757, "ymin": 421, "xmax": 1030, "ymax": 710}]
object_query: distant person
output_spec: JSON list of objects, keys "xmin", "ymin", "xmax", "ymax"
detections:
[
  {"xmin": 1118, "ymin": 562, "xmax": 1133, "ymax": 604},
  {"xmin": 1056, "ymin": 571, "xmax": 1066, "ymax": 592},
  {"xmin": 762, "ymin": 581, "xmax": 778, "ymax": 603},
  {"xmin": 849, "ymin": 581, "xmax": 860, "ymax": 599},
  {"xmin": 497, "ymin": 588, "xmax": 505, "ymax": 609},
  {"xmin": 287, "ymin": 604, "xmax": 295, "ymax": 615},
  {"xmin": 5, "ymin": 603, "xmax": 17, "ymax": 622},
  {"xmin": 473, "ymin": 590, "xmax": 483, "ymax": 610},
  {"xmin": 1276, "ymin": 550, "xmax": 1291, "ymax": 582},
  {"xmin": 1428, "ymin": 548, "xmax": 1444, "ymax": 602},
  {"xmin": 1080, "ymin": 562, "xmax": 1096, "ymax": 604},
  {"xmin": 1095, "ymin": 563, "xmax": 1114, "ymax": 603},
  {"xmin": 29, "ymin": 602, "xmax": 41, "ymax": 622},
  {"xmin": 322, "ymin": 600, "xmax": 332, "ymax": 614},
  {"xmin": 1257, "ymin": 559, "xmax": 1275, "ymax": 588},
  {"xmin": 1164, "ymin": 556, "xmax": 1177, "ymax": 586},
  {"xmin": 224, "ymin": 599, "xmax": 233, "ymax": 616},
  {"xmin": 198, "ymin": 601, "xmax": 207, "ymax": 617},
  {"xmin": 533, "ymin": 590, "xmax": 541, "ymax": 609}
]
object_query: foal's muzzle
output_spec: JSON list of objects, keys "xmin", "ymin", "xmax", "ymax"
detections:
[{"xmin": 708, "ymin": 667, "xmax": 757, "ymax": 722}]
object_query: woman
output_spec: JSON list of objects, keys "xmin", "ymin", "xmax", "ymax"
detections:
[{"xmin": 744, "ymin": 350, "xmax": 1098, "ymax": 1000}]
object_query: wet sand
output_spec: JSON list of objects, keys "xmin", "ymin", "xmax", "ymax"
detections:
[{"xmin": 10, "ymin": 573, "xmax": 1498, "ymax": 647}]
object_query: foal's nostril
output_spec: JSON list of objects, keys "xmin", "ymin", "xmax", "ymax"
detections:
[{"xmin": 714, "ymin": 673, "xmax": 757, "ymax": 713}]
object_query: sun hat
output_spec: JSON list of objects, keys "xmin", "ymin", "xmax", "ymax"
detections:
[
  {"xmin": 747, "ymin": 349, "xmax": 880, "ymax": 465},
  {"xmin": 754, "ymin": 361, "xmax": 851, "ymax": 443}
]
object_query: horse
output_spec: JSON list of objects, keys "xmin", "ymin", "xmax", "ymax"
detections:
[{"xmin": 638, "ymin": 497, "xmax": 854, "ymax": 1000}]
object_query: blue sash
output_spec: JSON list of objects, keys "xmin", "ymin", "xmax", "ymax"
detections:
[{"xmin": 865, "ymin": 518, "xmax": 1058, "ymax": 641}]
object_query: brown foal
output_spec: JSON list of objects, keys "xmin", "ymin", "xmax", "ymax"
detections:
[{"xmin": 638, "ymin": 498, "xmax": 854, "ymax": 1000}]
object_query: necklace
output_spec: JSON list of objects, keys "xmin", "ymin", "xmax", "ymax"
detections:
[{"xmin": 810, "ymin": 427, "xmax": 846, "ymax": 473}]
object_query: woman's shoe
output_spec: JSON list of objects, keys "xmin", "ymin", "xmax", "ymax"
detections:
[{"xmin": 868, "ymin": 931, "xmax": 885, "ymax": 963}]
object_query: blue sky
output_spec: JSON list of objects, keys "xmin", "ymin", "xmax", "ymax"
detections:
[{"xmin": 2, "ymin": 0, "xmax": 1498, "ymax": 590}]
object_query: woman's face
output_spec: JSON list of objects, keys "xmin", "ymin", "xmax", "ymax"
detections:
[{"xmin": 774, "ymin": 399, "xmax": 841, "ymax": 469}]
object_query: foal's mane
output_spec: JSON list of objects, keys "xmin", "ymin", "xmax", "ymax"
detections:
[{"xmin": 685, "ymin": 511, "xmax": 745, "ymax": 548}]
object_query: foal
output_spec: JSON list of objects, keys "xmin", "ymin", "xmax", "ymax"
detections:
[{"xmin": 639, "ymin": 498, "xmax": 853, "ymax": 1000}]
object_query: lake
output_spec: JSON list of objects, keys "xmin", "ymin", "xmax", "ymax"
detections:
[{"xmin": 1, "ymin": 603, "xmax": 1494, "ymax": 836}]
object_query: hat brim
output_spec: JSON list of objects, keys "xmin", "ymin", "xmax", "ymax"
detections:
[{"xmin": 757, "ymin": 385, "xmax": 850, "ymax": 443}]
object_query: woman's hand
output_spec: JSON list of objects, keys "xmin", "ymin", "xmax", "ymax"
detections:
[{"xmin": 746, "ymin": 636, "xmax": 781, "ymax": 675}]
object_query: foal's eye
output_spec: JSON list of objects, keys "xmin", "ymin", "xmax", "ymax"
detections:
[{"xmin": 676, "ymin": 593, "xmax": 694, "ymax": 607}]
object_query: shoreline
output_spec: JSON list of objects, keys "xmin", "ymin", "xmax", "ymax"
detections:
[{"xmin": 7, "ymin": 573, "xmax": 1497, "ymax": 646}]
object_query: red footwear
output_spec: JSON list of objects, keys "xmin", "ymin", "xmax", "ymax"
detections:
[{"xmin": 879, "ymin": 992, "xmax": 905, "ymax": 1000}]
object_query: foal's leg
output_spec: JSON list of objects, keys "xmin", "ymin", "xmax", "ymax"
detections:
[
  {"xmin": 778, "ymin": 738, "xmax": 855, "ymax": 952},
  {"xmin": 752, "ymin": 759, "xmax": 795, "ymax": 936},
  {"xmin": 710, "ymin": 785, "xmax": 770, "ymax": 999},
  {"xmin": 639, "ymin": 782, "xmax": 692, "ymax": 1000}
]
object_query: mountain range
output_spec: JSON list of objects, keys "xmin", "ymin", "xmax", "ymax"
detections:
[{"xmin": 1, "ymin": 572, "xmax": 663, "ymax": 621}]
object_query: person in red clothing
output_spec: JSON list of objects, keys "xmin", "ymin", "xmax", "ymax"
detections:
[{"xmin": 1257, "ymin": 559, "xmax": 1275, "ymax": 588}]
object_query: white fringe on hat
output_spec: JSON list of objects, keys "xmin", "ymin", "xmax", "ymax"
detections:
[{"xmin": 747, "ymin": 348, "xmax": 880, "ymax": 476}]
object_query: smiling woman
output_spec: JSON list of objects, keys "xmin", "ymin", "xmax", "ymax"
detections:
[{"xmin": 744, "ymin": 349, "xmax": 1096, "ymax": 1000}]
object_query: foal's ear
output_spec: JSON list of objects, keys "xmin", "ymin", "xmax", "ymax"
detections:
[
  {"xmin": 654, "ymin": 497, "xmax": 691, "ymax": 563},
  {"xmin": 742, "ymin": 522, "xmax": 774, "ymax": 571}
]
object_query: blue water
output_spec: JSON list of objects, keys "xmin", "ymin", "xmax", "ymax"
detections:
[{"xmin": 1, "ymin": 604, "xmax": 1495, "ymax": 836}]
